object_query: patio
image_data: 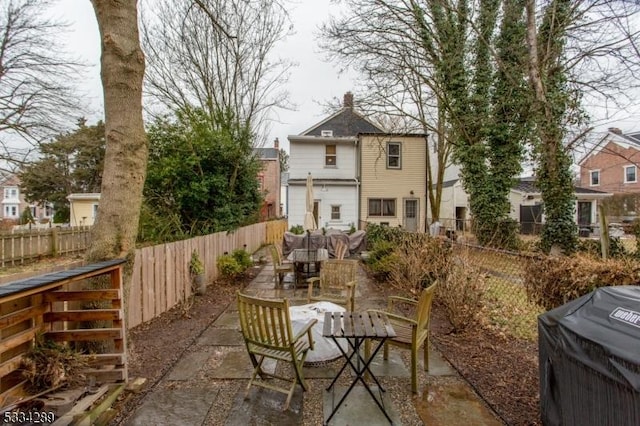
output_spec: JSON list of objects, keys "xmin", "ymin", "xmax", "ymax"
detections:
[{"xmin": 123, "ymin": 246, "xmax": 503, "ymax": 425}]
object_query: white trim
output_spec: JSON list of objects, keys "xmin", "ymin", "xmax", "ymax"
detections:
[
  {"xmin": 590, "ymin": 169, "xmax": 601, "ymax": 186},
  {"xmin": 624, "ymin": 165, "xmax": 637, "ymax": 183}
]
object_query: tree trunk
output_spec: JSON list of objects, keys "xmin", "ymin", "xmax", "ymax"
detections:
[
  {"xmin": 86, "ymin": 1, "xmax": 146, "ymax": 344},
  {"xmin": 89, "ymin": 0, "xmax": 147, "ymax": 264}
]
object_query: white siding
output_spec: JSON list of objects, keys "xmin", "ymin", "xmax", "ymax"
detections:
[
  {"xmin": 288, "ymin": 185, "xmax": 357, "ymax": 231},
  {"xmin": 289, "ymin": 141, "xmax": 356, "ymax": 180}
]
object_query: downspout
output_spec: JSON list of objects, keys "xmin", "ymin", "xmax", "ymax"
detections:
[
  {"xmin": 425, "ymin": 133, "xmax": 429, "ymax": 233},
  {"xmin": 356, "ymin": 135, "xmax": 361, "ymax": 230}
]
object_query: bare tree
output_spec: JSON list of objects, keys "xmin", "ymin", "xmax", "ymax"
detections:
[
  {"xmin": 88, "ymin": 0, "xmax": 147, "ymax": 264},
  {"xmin": 0, "ymin": 0, "xmax": 83, "ymax": 169},
  {"xmin": 321, "ymin": 0, "xmax": 453, "ymax": 222},
  {"xmin": 141, "ymin": 0, "xmax": 293, "ymax": 144}
]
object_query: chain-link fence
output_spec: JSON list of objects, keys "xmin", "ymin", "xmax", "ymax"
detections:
[{"xmin": 450, "ymin": 242, "xmax": 544, "ymax": 341}]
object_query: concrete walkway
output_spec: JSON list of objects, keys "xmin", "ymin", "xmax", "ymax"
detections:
[{"xmin": 124, "ymin": 247, "xmax": 504, "ymax": 425}]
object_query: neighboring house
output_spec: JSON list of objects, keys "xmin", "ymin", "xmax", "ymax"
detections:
[
  {"xmin": 578, "ymin": 128, "xmax": 640, "ymax": 221},
  {"xmin": 288, "ymin": 92, "xmax": 384, "ymax": 231},
  {"xmin": 67, "ymin": 193, "xmax": 101, "ymax": 226},
  {"xmin": 0, "ymin": 174, "xmax": 53, "ymax": 222},
  {"xmin": 359, "ymin": 133, "xmax": 428, "ymax": 232},
  {"xmin": 439, "ymin": 177, "xmax": 612, "ymax": 233},
  {"xmin": 254, "ymin": 139, "xmax": 281, "ymax": 220}
]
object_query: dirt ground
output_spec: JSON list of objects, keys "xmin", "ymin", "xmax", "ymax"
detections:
[{"xmin": 110, "ymin": 264, "xmax": 540, "ymax": 425}]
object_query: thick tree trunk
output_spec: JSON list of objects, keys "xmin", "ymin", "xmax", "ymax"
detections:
[{"xmin": 89, "ymin": 0, "xmax": 147, "ymax": 263}]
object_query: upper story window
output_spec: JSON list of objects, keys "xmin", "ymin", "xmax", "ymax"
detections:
[
  {"xmin": 624, "ymin": 165, "xmax": 637, "ymax": 183},
  {"xmin": 590, "ymin": 170, "xmax": 600, "ymax": 186},
  {"xmin": 325, "ymin": 144, "xmax": 336, "ymax": 167},
  {"xmin": 387, "ymin": 142, "xmax": 401, "ymax": 169},
  {"xmin": 368, "ymin": 198, "xmax": 396, "ymax": 217},
  {"xmin": 4, "ymin": 187, "xmax": 18, "ymax": 199},
  {"xmin": 321, "ymin": 130, "xmax": 333, "ymax": 137},
  {"xmin": 4, "ymin": 205, "xmax": 18, "ymax": 218}
]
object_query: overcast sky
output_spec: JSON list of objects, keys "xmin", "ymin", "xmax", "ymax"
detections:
[
  {"xmin": 55, "ymin": 0, "xmax": 640, "ymax": 157},
  {"xmin": 55, "ymin": 0, "xmax": 356, "ymax": 152}
]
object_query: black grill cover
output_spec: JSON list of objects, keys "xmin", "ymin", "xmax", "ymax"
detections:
[{"xmin": 538, "ymin": 286, "xmax": 640, "ymax": 425}]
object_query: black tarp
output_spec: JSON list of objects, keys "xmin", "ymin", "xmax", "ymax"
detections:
[{"xmin": 538, "ymin": 285, "xmax": 640, "ymax": 426}]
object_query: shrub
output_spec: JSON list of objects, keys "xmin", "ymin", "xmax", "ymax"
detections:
[
  {"xmin": 364, "ymin": 240, "xmax": 397, "ymax": 281},
  {"xmin": 436, "ymin": 253, "xmax": 485, "ymax": 333},
  {"xmin": 524, "ymin": 253, "xmax": 640, "ymax": 310},
  {"xmin": 387, "ymin": 234, "xmax": 452, "ymax": 293},
  {"xmin": 289, "ymin": 225, "xmax": 304, "ymax": 235},
  {"xmin": 365, "ymin": 222, "xmax": 404, "ymax": 247},
  {"xmin": 577, "ymin": 237, "xmax": 628, "ymax": 259},
  {"xmin": 473, "ymin": 217, "xmax": 520, "ymax": 250},
  {"xmin": 189, "ymin": 251, "xmax": 204, "ymax": 275},
  {"xmin": 232, "ymin": 248, "xmax": 253, "ymax": 269},
  {"xmin": 217, "ymin": 254, "xmax": 243, "ymax": 278}
]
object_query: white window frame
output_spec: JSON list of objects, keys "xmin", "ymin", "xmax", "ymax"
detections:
[
  {"xmin": 386, "ymin": 142, "xmax": 401, "ymax": 169},
  {"xmin": 590, "ymin": 169, "xmax": 600, "ymax": 186},
  {"xmin": 325, "ymin": 144, "xmax": 337, "ymax": 167},
  {"xmin": 321, "ymin": 130, "xmax": 333, "ymax": 137},
  {"xmin": 368, "ymin": 198, "xmax": 396, "ymax": 217},
  {"xmin": 624, "ymin": 165, "xmax": 637, "ymax": 183}
]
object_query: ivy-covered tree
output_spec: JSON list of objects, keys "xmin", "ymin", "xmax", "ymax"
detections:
[
  {"xmin": 140, "ymin": 108, "xmax": 263, "ymax": 242},
  {"xmin": 18, "ymin": 120, "xmax": 105, "ymax": 222}
]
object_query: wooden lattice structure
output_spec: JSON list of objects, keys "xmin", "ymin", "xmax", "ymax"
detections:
[{"xmin": 0, "ymin": 259, "xmax": 127, "ymax": 408}]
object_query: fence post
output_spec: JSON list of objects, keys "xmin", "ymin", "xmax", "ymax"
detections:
[{"xmin": 51, "ymin": 227, "xmax": 59, "ymax": 257}]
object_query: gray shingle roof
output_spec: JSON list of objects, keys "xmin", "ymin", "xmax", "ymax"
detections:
[{"xmin": 302, "ymin": 108, "xmax": 384, "ymax": 137}]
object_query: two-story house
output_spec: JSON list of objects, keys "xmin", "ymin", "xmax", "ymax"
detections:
[
  {"xmin": 254, "ymin": 139, "xmax": 282, "ymax": 220},
  {"xmin": 579, "ymin": 128, "xmax": 640, "ymax": 221},
  {"xmin": 359, "ymin": 133, "xmax": 428, "ymax": 232},
  {"xmin": 288, "ymin": 93, "xmax": 430, "ymax": 232},
  {"xmin": 287, "ymin": 93, "xmax": 384, "ymax": 231},
  {"xmin": 0, "ymin": 174, "xmax": 53, "ymax": 223}
]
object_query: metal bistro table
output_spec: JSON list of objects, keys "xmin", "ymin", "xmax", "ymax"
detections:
[
  {"xmin": 322, "ymin": 311, "xmax": 396, "ymax": 425},
  {"xmin": 288, "ymin": 248, "xmax": 329, "ymax": 287}
]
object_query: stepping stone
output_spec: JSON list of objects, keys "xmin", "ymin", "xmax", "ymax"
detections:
[
  {"xmin": 225, "ymin": 385, "xmax": 303, "ymax": 426},
  {"xmin": 427, "ymin": 346, "xmax": 456, "ymax": 376},
  {"xmin": 125, "ymin": 387, "xmax": 219, "ymax": 426},
  {"xmin": 213, "ymin": 311, "xmax": 239, "ymax": 329},
  {"xmin": 367, "ymin": 351, "xmax": 410, "ymax": 378},
  {"xmin": 206, "ymin": 348, "xmax": 276, "ymax": 379},
  {"xmin": 323, "ymin": 385, "xmax": 403, "ymax": 425},
  {"xmin": 197, "ymin": 328, "xmax": 243, "ymax": 346},
  {"xmin": 417, "ymin": 381, "xmax": 503, "ymax": 426},
  {"xmin": 166, "ymin": 349, "xmax": 214, "ymax": 381}
]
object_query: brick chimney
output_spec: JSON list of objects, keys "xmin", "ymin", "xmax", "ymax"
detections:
[
  {"xmin": 343, "ymin": 92, "xmax": 354, "ymax": 108},
  {"xmin": 609, "ymin": 127, "xmax": 622, "ymax": 135},
  {"xmin": 274, "ymin": 137, "xmax": 279, "ymax": 149}
]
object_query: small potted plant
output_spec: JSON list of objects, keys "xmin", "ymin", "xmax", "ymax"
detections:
[{"xmin": 189, "ymin": 251, "xmax": 206, "ymax": 295}]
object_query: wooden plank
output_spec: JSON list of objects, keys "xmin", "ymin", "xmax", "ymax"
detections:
[
  {"xmin": 0, "ymin": 354, "xmax": 24, "ymax": 378},
  {"xmin": 84, "ymin": 354, "xmax": 125, "ymax": 367},
  {"xmin": 71, "ymin": 384, "xmax": 125, "ymax": 426},
  {"xmin": 46, "ymin": 328, "xmax": 122, "ymax": 342},
  {"xmin": 142, "ymin": 247, "xmax": 154, "ymax": 323},
  {"xmin": 0, "ymin": 379, "xmax": 28, "ymax": 410},
  {"xmin": 164, "ymin": 243, "xmax": 175, "ymax": 311},
  {"xmin": 154, "ymin": 245, "xmax": 165, "ymax": 314},
  {"xmin": 0, "ymin": 326, "xmax": 42, "ymax": 354},
  {"xmin": 50, "ymin": 384, "xmax": 109, "ymax": 426},
  {"xmin": 0, "ymin": 304, "xmax": 47, "ymax": 329},
  {"xmin": 83, "ymin": 368, "xmax": 126, "ymax": 384},
  {"xmin": 44, "ymin": 290, "xmax": 121, "ymax": 302},
  {"xmin": 127, "ymin": 250, "xmax": 142, "ymax": 329},
  {"xmin": 44, "ymin": 309, "xmax": 122, "ymax": 323}
]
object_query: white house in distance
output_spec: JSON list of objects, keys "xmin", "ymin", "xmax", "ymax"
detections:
[
  {"xmin": 67, "ymin": 193, "xmax": 100, "ymax": 226},
  {"xmin": 287, "ymin": 92, "xmax": 384, "ymax": 231}
]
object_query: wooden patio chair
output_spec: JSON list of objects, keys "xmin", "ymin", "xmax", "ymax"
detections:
[
  {"xmin": 237, "ymin": 292, "xmax": 317, "ymax": 410},
  {"xmin": 334, "ymin": 239, "xmax": 348, "ymax": 260},
  {"xmin": 306, "ymin": 259, "xmax": 358, "ymax": 311},
  {"xmin": 269, "ymin": 245, "xmax": 293, "ymax": 287},
  {"xmin": 365, "ymin": 281, "xmax": 438, "ymax": 394}
]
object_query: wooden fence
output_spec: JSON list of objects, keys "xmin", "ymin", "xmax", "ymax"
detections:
[
  {"xmin": 126, "ymin": 219, "xmax": 287, "ymax": 328},
  {"xmin": 0, "ymin": 227, "xmax": 91, "ymax": 267}
]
